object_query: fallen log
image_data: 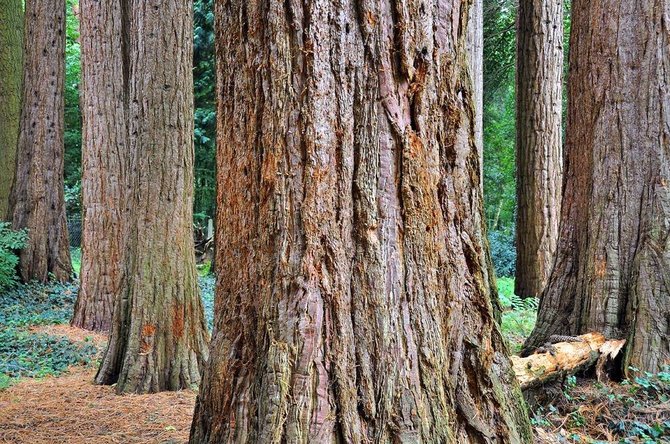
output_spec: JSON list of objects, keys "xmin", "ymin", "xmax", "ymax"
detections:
[{"xmin": 511, "ymin": 333, "xmax": 626, "ymax": 391}]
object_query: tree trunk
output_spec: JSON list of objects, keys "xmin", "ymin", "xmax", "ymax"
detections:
[
  {"xmin": 514, "ymin": 0, "xmax": 563, "ymax": 298},
  {"xmin": 522, "ymin": 0, "xmax": 670, "ymax": 374},
  {"xmin": 71, "ymin": 0, "xmax": 128, "ymax": 332},
  {"xmin": 94, "ymin": 0, "xmax": 209, "ymax": 393},
  {"xmin": 0, "ymin": 0, "xmax": 22, "ymax": 221},
  {"xmin": 190, "ymin": 1, "xmax": 532, "ymax": 442},
  {"xmin": 8, "ymin": 0, "xmax": 71, "ymax": 282},
  {"xmin": 468, "ymin": 0, "xmax": 484, "ymax": 182}
]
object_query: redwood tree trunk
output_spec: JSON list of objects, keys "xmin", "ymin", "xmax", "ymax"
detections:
[
  {"xmin": 72, "ymin": 0, "xmax": 128, "ymax": 331},
  {"xmin": 522, "ymin": 0, "xmax": 670, "ymax": 374},
  {"xmin": 8, "ymin": 0, "xmax": 71, "ymax": 282},
  {"xmin": 0, "ymin": 0, "xmax": 22, "ymax": 221},
  {"xmin": 94, "ymin": 0, "xmax": 209, "ymax": 393},
  {"xmin": 190, "ymin": 0, "xmax": 532, "ymax": 442},
  {"xmin": 514, "ymin": 0, "xmax": 563, "ymax": 298}
]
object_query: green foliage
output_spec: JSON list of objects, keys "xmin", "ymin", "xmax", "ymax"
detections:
[
  {"xmin": 0, "ymin": 222, "xmax": 28, "ymax": 290},
  {"xmin": 200, "ymin": 275, "xmax": 215, "ymax": 331},
  {"xmin": 64, "ymin": 0, "xmax": 82, "ymax": 197},
  {"xmin": 498, "ymin": 278, "xmax": 538, "ymax": 352},
  {"xmin": 70, "ymin": 248, "xmax": 81, "ymax": 275},
  {"xmin": 0, "ymin": 328, "xmax": 97, "ymax": 380},
  {"xmin": 0, "ymin": 281, "xmax": 79, "ymax": 327},
  {"xmin": 488, "ymin": 226, "xmax": 516, "ymax": 277}
]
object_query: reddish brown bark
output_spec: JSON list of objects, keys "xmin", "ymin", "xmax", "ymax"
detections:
[
  {"xmin": 523, "ymin": 0, "xmax": 670, "ymax": 374},
  {"xmin": 514, "ymin": 0, "xmax": 563, "ymax": 299},
  {"xmin": 8, "ymin": 0, "xmax": 71, "ymax": 282},
  {"xmin": 190, "ymin": 0, "xmax": 532, "ymax": 442},
  {"xmin": 93, "ymin": 0, "xmax": 209, "ymax": 393},
  {"xmin": 72, "ymin": 0, "xmax": 128, "ymax": 332}
]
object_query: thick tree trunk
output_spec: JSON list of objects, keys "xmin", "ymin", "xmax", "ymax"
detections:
[
  {"xmin": 94, "ymin": 0, "xmax": 209, "ymax": 393},
  {"xmin": 522, "ymin": 0, "xmax": 670, "ymax": 374},
  {"xmin": 8, "ymin": 0, "xmax": 71, "ymax": 282},
  {"xmin": 72, "ymin": 0, "xmax": 128, "ymax": 331},
  {"xmin": 514, "ymin": 0, "xmax": 563, "ymax": 298},
  {"xmin": 190, "ymin": 0, "xmax": 532, "ymax": 442},
  {"xmin": 0, "ymin": 0, "xmax": 22, "ymax": 221}
]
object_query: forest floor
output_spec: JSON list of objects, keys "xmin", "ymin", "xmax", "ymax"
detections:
[{"xmin": 1, "ymin": 273, "xmax": 669, "ymax": 443}]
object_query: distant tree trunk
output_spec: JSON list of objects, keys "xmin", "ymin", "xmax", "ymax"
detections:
[
  {"xmin": 0, "ymin": 0, "xmax": 22, "ymax": 221},
  {"xmin": 468, "ymin": 0, "xmax": 484, "ymax": 181},
  {"xmin": 190, "ymin": 1, "xmax": 532, "ymax": 442},
  {"xmin": 8, "ymin": 0, "xmax": 71, "ymax": 282},
  {"xmin": 522, "ymin": 0, "xmax": 670, "ymax": 374},
  {"xmin": 72, "ymin": 0, "xmax": 128, "ymax": 332},
  {"xmin": 94, "ymin": 0, "xmax": 209, "ymax": 393},
  {"xmin": 514, "ymin": 0, "xmax": 564, "ymax": 299}
]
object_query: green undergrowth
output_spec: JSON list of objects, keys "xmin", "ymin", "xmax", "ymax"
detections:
[
  {"xmin": 533, "ymin": 369, "xmax": 670, "ymax": 443},
  {"xmin": 497, "ymin": 277, "xmax": 538, "ymax": 353}
]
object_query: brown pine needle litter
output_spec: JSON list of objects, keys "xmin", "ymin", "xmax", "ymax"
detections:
[{"xmin": 0, "ymin": 327, "xmax": 197, "ymax": 444}]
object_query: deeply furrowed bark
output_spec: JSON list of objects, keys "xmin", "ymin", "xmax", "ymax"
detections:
[
  {"xmin": 190, "ymin": 0, "xmax": 532, "ymax": 442},
  {"xmin": 93, "ymin": 0, "xmax": 209, "ymax": 393},
  {"xmin": 0, "ymin": 0, "xmax": 22, "ymax": 221},
  {"xmin": 514, "ymin": 0, "xmax": 563, "ymax": 299},
  {"xmin": 523, "ymin": 0, "xmax": 670, "ymax": 374},
  {"xmin": 72, "ymin": 0, "xmax": 128, "ymax": 332},
  {"xmin": 8, "ymin": 0, "xmax": 71, "ymax": 282}
]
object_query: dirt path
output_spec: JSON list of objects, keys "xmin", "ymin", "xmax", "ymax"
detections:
[{"xmin": 0, "ymin": 327, "xmax": 197, "ymax": 444}]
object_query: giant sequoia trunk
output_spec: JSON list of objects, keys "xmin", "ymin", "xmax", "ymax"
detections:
[
  {"xmin": 0, "ymin": 0, "xmax": 22, "ymax": 220},
  {"xmin": 514, "ymin": 0, "xmax": 563, "ymax": 298},
  {"xmin": 72, "ymin": 0, "xmax": 128, "ymax": 331},
  {"xmin": 94, "ymin": 0, "xmax": 209, "ymax": 393},
  {"xmin": 8, "ymin": 0, "xmax": 71, "ymax": 282},
  {"xmin": 190, "ymin": 0, "xmax": 532, "ymax": 442},
  {"xmin": 523, "ymin": 0, "xmax": 670, "ymax": 373},
  {"xmin": 467, "ymin": 0, "xmax": 484, "ymax": 179}
]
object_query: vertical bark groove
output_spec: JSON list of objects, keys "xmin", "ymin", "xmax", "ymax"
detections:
[
  {"xmin": 8, "ymin": 0, "xmax": 71, "ymax": 282},
  {"xmin": 523, "ymin": 0, "xmax": 670, "ymax": 374},
  {"xmin": 514, "ymin": 0, "xmax": 563, "ymax": 298},
  {"xmin": 190, "ymin": 0, "xmax": 532, "ymax": 442}
]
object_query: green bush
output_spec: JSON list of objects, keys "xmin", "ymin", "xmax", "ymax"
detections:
[
  {"xmin": 0, "ymin": 222, "xmax": 28, "ymax": 290},
  {"xmin": 489, "ymin": 227, "xmax": 516, "ymax": 277}
]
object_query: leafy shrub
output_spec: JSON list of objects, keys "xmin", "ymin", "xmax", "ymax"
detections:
[
  {"xmin": 488, "ymin": 227, "xmax": 516, "ymax": 277},
  {"xmin": 0, "ymin": 222, "xmax": 28, "ymax": 290}
]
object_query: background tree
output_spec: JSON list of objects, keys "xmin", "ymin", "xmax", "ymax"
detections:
[
  {"xmin": 190, "ymin": 0, "xmax": 532, "ymax": 442},
  {"xmin": 71, "ymin": 0, "xmax": 127, "ymax": 331},
  {"xmin": 514, "ymin": 0, "xmax": 563, "ymax": 298},
  {"xmin": 522, "ymin": 0, "xmax": 669, "ymax": 373},
  {"xmin": 0, "ymin": 0, "xmax": 23, "ymax": 221},
  {"xmin": 8, "ymin": 0, "xmax": 71, "ymax": 282},
  {"xmin": 94, "ymin": 0, "xmax": 209, "ymax": 393}
]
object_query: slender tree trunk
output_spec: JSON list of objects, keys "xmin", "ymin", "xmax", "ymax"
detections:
[
  {"xmin": 94, "ymin": 0, "xmax": 209, "ymax": 394},
  {"xmin": 190, "ymin": 0, "xmax": 532, "ymax": 442},
  {"xmin": 514, "ymin": 0, "xmax": 563, "ymax": 298},
  {"xmin": 522, "ymin": 0, "xmax": 670, "ymax": 374},
  {"xmin": 8, "ymin": 0, "xmax": 71, "ymax": 282},
  {"xmin": 0, "ymin": 0, "xmax": 22, "ymax": 221},
  {"xmin": 468, "ymin": 0, "xmax": 484, "ymax": 182},
  {"xmin": 72, "ymin": 0, "xmax": 128, "ymax": 331}
]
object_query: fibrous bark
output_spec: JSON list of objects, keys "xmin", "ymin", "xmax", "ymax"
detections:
[
  {"xmin": 514, "ymin": 0, "xmax": 563, "ymax": 298},
  {"xmin": 468, "ymin": 0, "xmax": 484, "ymax": 180},
  {"xmin": 94, "ymin": 0, "xmax": 209, "ymax": 393},
  {"xmin": 0, "ymin": 0, "xmax": 22, "ymax": 221},
  {"xmin": 8, "ymin": 0, "xmax": 71, "ymax": 282},
  {"xmin": 72, "ymin": 0, "xmax": 128, "ymax": 332},
  {"xmin": 190, "ymin": 0, "xmax": 532, "ymax": 442},
  {"xmin": 523, "ymin": 0, "xmax": 670, "ymax": 374}
]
